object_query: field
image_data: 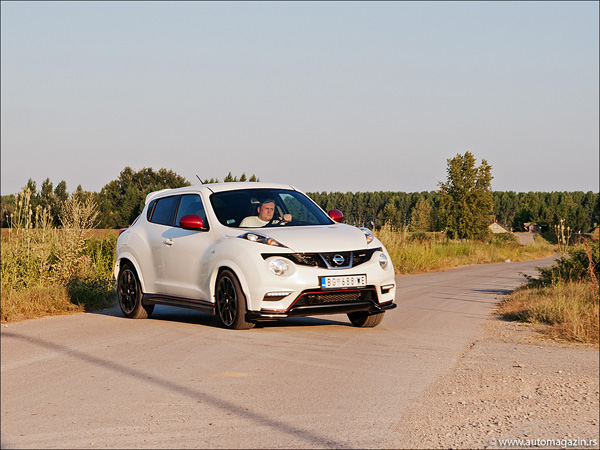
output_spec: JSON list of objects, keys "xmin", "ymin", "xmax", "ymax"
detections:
[{"xmin": 375, "ymin": 226, "xmax": 557, "ymax": 274}]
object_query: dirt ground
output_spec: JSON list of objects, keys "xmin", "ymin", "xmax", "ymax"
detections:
[{"xmin": 394, "ymin": 317, "xmax": 599, "ymax": 449}]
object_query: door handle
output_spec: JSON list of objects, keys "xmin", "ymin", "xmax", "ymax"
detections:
[{"xmin": 163, "ymin": 238, "xmax": 174, "ymax": 246}]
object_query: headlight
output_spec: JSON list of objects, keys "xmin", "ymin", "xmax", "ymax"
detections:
[
  {"xmin": 378, "ymin": 252, "xmax": 389, "ymax": 270},
  {"xmin": 239, "ymin": 232, "xmax": 287, "ymax": 247},
  {"xmin": 269, "ymin": 258, "xmax": 289, "ymax": 276},
  {"xmin": 359, "ymin": 227, "xmax": 374, "ymax": 244}
]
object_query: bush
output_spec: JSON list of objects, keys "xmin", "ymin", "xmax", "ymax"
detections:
[
  {"xmin": 67, "ymin": 235, "xmax": 117, "ymax": 311},
  {"xmin": 529, "ymin": 241, "xmax": 599, "ymax": 286},
  {"xmin": 67, "ymin": 278, "xmax": 115, "ymax": 311}
]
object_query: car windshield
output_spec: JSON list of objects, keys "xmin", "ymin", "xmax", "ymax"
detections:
[{"xmin": 210, "ymin": 188, "xmax": 333, "ymax": 228}]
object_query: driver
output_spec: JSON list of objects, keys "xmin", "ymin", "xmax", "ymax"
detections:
[{"xmin": 240, "ymin": 199, "xmax": 292, "ymax": 227}]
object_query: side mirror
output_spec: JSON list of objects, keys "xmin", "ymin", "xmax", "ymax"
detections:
[
  {"xmin": 329, "ymin": 209, "xmax": 344, "ymax": 223},
  {"xmin": 180, "ymin": 215, "xmax": 206, "ymax": 231}
]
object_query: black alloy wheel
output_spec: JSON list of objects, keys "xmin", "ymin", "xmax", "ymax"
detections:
[
  {"xmin": 215, "ymin": 270, "xmax": 254, "ymax": 330},
  {"xmin": 117, "ymin": 263, "xmax": 153, "ymax": 319}
]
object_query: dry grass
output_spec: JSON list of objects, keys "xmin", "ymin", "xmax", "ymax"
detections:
[
  {"xmin": 1, "ymin": 227, "xmax": 119, "ymax": 240},
  {"xmin": 375, "ymin": 225, "xmax": 556, "ymax": 275},
  {"xmin": 498, "ymin": 281, "xmax": 599, "ymax": 345},
  {"xmin": 1, "ymin": 285, "xmax": 83, "ymax": 322}
]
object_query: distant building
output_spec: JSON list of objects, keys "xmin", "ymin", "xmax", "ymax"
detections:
[
  {"xmin": 489, "ymin": 221, "xmax": 510, "ymax": 234},
  {"xmin": 523, "ymin": 222, "xmax": 539, "ymax": 233}
]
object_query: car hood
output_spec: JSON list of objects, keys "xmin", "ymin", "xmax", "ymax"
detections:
[{"xmin": 228, "ymin": 223, "xmax": 372, "ymax": 253}]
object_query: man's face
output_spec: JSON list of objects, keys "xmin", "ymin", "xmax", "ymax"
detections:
[{"xmin": 257, "ymin": 202, "xmax": 275, "ymax": 221}]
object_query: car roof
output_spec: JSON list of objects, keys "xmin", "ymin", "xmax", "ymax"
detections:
[{"xmin": 144, "ymin": 182, "xmax": 298, "ymax": 204}]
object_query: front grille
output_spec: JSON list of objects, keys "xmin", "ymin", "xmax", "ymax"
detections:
[
  {"xmin": 292, "ymin": 288, "xmax": 377, "ymax": 308},
  {"xmin": 319, "ymin": 251, "xmax": 352, "ymax": 268},
  {"xmin": 288, "ymin": 253, "xmax": 322, "ymax": 267},
  {"xmin": 262, "ymin": 247, "xmax": 381, "ymax": 269}
]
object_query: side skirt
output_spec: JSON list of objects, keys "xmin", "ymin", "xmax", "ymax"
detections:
[{"xmin": 142, "ymin": 294, "xmax": 216, "ymax": 315}]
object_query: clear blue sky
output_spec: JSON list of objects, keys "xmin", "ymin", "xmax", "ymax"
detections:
[{"xmin": 1, "ymin": 1, "xmax": 598, "ymax": 196}]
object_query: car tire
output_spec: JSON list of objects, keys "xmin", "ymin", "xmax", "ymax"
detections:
[
  {"xmin": 215, "ymin": 269, "xmax": 254, "ymax": 330},
  {"xmin": 347, "ymin": 311, "xmax": 385, "ymax": 328},
  {"xmin": 117, "ymin": 263, "xmax": 153, "ymax": 319}
]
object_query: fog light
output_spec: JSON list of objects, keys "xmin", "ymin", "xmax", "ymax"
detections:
[
  {"xmin": 263, "ymin": 291, "xmax": 293, "ymax": 301},
  {"xmin": 269, "ymin": 258, "xmax": 289, "ymax": 276},
  {"xmin": 380, "ymin": 284, "xmax": 394, "ymax": 294},
  {"xmin": 378, "ymin": 253, "xmax": 389, "ymax": 270}
]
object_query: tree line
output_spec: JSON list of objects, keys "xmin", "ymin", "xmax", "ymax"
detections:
[
  {"xmin": 2, "ymin": 165, "xmax": 598, "ymax": 234},
  {"xmin": 308, "ymin": 190, "xmax": 598, "ymax": 234}
]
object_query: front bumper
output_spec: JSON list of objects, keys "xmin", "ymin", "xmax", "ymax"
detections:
[{"xmin": 247, "ymin": 286, "xmax": 397, "ymax": 321}]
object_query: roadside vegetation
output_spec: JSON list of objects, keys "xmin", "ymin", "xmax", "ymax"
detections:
[
  {"xmin": 1, "ymin": 188, "xmax": 116, "ymax": 322},
  {"xmin": 376, "ymin": 225, "xmax": 555, "ymax": 274},
  {"xmin": 497, "ymin": 240, "xmax": 599, "ymax": 345}
]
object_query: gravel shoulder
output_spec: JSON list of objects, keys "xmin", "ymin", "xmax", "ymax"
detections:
[{"xmin": 394, "ymin": 316, "xmax": 599, "ymax": 449}]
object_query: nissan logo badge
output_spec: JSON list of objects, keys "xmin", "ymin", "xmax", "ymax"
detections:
[{"xmin": 332, "ymin": 254, "xmax": 345, "ymax": 266}]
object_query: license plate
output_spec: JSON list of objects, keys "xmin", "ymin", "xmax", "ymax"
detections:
[{"xmin": 320, "ymin": 274, "xmax": 367, "ymax": 289}]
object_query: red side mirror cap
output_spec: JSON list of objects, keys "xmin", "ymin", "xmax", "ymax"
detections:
[
  {"xmin": 180, "ymin": 215, "xmax": 205, "ymax": 230},
  {"xmin": 329, "ymin": 209, "xmax": 343, "ymax": 223}
]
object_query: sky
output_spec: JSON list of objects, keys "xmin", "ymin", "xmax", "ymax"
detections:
[{"xmin": 1, "ymin": 1, "xmax": 598, "ymax": 196}]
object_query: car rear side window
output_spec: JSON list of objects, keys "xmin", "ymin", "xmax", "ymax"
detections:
[{"xmin": 149, "ymin": 195, "xmax": 179, "ymax": 226}]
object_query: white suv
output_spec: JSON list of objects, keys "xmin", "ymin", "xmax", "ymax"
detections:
[{"xmin": 114, "ymin": 182, "xmax": 396, "ymax": 329}]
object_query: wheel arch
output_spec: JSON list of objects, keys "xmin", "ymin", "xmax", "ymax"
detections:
[
  {"xmin": 115, "ymin": 254, "xmax": 147, "ymax": 294},
  {"xmin": 209, "ymin": 261, "xmax": 253, "ymax": 310}
]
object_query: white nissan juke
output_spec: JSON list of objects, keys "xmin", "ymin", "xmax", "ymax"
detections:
[{"xmin": 114, "ymin": 182, "xmax": 397, "ymax": 329}]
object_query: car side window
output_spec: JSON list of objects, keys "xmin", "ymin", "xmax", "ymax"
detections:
[
  {"xmin": 149, "ymin": 195, "xmax": 179, "ymax": 226},
  {"xmin": 175, "ymin": 194, "xmax": 209, "ymax": 229}
]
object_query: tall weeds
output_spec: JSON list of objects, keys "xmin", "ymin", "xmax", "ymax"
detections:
[{"xmin": 1, "ymin": 188, "xmax": 115, "ymax": 322}]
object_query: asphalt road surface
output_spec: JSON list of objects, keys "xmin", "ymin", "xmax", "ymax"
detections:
[{"xmin": 1, "ymin": 257, "xmax": 555, "ymax": 449}]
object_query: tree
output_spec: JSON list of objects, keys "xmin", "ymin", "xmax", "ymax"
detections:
[
  {"xmin": 98, "ymin": 167, "xmax": 191, "ymax": 228},
  {"xmin": 52, "ymin": 181, "xmax": 69, "ymax": 226},
  {"xmin": 202, "ymin": 173, "xmax": 260, "ymax": 184},
  {"xmin": 438, "ymin": 151, "xmax": 493, "ymax": 239},
  {"xmin": 410, "ymin": 196, "xmax": 433, "ymax": 231}
]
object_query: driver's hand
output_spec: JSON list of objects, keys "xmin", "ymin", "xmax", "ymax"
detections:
[{"xmin": 281, "ymin": 214, "xmax": 292, "ymax": 223}]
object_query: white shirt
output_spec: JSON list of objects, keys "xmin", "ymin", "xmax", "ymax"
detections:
[{"xmin": 239, "ymin": 216, "xmax": 270, "ymax": 227}]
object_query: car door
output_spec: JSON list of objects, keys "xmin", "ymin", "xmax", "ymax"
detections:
[
  {"xmin": 144, "ymin": 194, "xmax": 180, "ymax": 294},
  {"xmin": 161, "ymin": 193, "xmax": 213, "ymax": 302}
]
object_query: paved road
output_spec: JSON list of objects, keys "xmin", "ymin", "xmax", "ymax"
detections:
[
  {"xmin": 513, "ymin": 232, "xmax": 536, "ymax": 245},
  {"xmin": 1, "ymin": 257, "xmax": 555, "ymax": 449}
]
